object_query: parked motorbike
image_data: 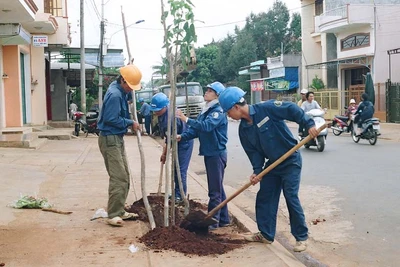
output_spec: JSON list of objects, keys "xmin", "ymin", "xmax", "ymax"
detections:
[
  {"xmin": 331, "ymin": 108, "xmax": 354, "ymax": 136},
  {"xmin": 72, "ymin": 110, "xmax": 99, "ymax": 137},
  {"xmin": 299, "ymin": 109, "xmax": 328, "ymax": 152},
  {"xmin": 350, "ymin": 114, "xmax": 380, "ymax": 145}
]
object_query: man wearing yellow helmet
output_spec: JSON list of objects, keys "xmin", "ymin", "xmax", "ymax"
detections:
[{"xmin": 98, "ymin": 64, "xmax": 141, "ymax": 227}]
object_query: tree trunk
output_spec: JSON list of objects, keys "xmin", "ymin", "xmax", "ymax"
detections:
[
  {"xmin": 161, "ymin": 0, "xmax": 172, "ymax": 227},
  {"xmin": 121, "ymin": 6, "xmax": 155, "ymax": 229}
]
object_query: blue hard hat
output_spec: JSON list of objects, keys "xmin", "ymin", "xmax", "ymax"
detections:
[
  {"xmin": 218, "ymin": 87, "xmax": 246, "ymax": 112},
  {"xmin": 139, "ymin": 98, "xmax": 144, "ymax": 102},
  {"xmin": 206, "ymin": 81, "xmax": 225, "ymax": 96},
  {"xmin": 150, "ymin": 93, "xmax": 169, "ymax": 111}
]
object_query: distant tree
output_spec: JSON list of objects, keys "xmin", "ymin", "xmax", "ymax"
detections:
[
  {"xmin": 214, "ymin": 34, "xmax": 236, "ymax": 83},
  {"xmin": 152, "ymin": 56, "xmax": 169, "ymax": 81},
  {"xmin": 243, "ymin": 12, "xmax": 269, "ymax": 59},
  {"xmin": 228, "ymin": 31, "xmax": 257, "ymax": 77},
  {"xmin": 285, "ymin": 12, "xmax": 302, "ymax": 53},
  {"xmin": 265, "ymin": 0, "xmax": 290, "ymax": 56},
  {"xmin": 187, "ymin": 44, "xmax": 219, "ymax": 86}
]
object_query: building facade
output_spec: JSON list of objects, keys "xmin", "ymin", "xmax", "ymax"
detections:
[
  {"xmin": 0, "ymin": 0, "xmax": 70, "ymax": 130},
  {"xmin": 301, "ymin": 0, "xmax": 400, "ymax": 120}
]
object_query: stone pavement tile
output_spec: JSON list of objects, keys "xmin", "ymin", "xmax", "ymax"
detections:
[{"xmin": 148, "ymin": 244, "xmax": 290, "ymax": 267}]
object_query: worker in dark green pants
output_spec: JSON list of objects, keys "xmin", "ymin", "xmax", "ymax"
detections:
[{"xmin": 97, "ymin": 64, "xmax": 141, "ymax": 227}]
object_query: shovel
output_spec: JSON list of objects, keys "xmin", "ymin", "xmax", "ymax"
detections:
[
  {"xmin": 184, "ymin": 124, "xmax": 328, "ymax": 229},
  {"xmin": 157, "ymin": 162, "xmax": 164, "ymax": 195}
]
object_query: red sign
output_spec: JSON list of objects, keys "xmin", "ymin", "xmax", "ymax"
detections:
[{"xmin": 250, "ymin": 80, "xmax": 264, "ymax": 91}]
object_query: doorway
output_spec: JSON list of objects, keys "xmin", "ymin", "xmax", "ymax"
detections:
[{"xmin": 20, "ymin": 53, "xmax": 27, "ymax": 124}]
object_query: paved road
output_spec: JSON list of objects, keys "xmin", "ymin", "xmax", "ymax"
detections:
[{"xmin": 188, "ymin": 120, "xmax": 400, "ymax": 267}]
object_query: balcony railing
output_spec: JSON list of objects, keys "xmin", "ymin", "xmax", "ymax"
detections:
[{"xmin": 320, "ymin": 5, "xmax": 348, "ymax": 20}]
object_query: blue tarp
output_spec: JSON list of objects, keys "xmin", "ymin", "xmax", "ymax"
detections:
[{"xmin": 265, "ymin": 67, "xmax": 299, "ymax": 92}]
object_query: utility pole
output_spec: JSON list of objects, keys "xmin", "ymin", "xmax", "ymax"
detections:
[
  {"xmin": 121, "ymin": 7, "xmax": 133, "ymax": 64},
  {"xmin": 98, "ymin": 0, "xmax": 105, "ymax": 110},
  {"xmin": 80, "ymin": 0, "xmax": 86, "ymax": 115}
]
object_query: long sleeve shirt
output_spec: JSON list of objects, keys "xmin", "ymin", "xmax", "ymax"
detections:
[
  {"xmin": 140, "ymin": 102, "xmax": 151, "ymax": 116},
  {"xmin": 98, "ymin": 81, "xmax": 134, "ymax": 136},
  {"xmin": 180, "ymin": 101, "xmax": 228, "ymax": 156},
  {"xmin": 239, "ymin": 100, "xmax": 315, "ymax": 175}
]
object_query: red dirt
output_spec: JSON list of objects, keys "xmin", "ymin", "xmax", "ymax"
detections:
[
  {"xmin": 139, "ymin": 225, "xmax": 245, "ymax": 256},
  {"xmin": 126, "ymin": 195, "xmax": 205, "ymax": 227},
  {"xmin": 126, "ymin": 195, "xmax": 246, "ymax": 256}
]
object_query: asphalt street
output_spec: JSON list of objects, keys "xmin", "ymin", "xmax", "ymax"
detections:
[{"xmin": 188, "ymin": 120, "xmax": 400, "ymax": 266}]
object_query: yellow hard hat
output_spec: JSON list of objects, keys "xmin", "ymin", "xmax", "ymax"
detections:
[{"xmin": 119, "ymin": 64, "xmax": 142, "ymax": 91}]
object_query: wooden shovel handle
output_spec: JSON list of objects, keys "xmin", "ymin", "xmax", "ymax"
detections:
[
  {"xmin": 206, "ymin": 123, "xmax": 328, "ymax": 219},
  {"xmin": 157, "ymin": 162, "xmax": 164, "ymax": 195}
]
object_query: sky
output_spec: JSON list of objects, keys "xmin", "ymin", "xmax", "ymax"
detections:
[{"xmin": 68, "ymin": 0, "xmax": 301, "ymax": 83}]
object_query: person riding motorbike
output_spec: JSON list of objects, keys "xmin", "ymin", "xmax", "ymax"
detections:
[
  {"xmin": 297, "ymin": 89, "xmax": 308, "ymax": 107},
  {"xmin": 344, "ymin": 99, "xmax": 358, "ymax": 123},
  {"xmin": 299, "ymin": 91, "xmax": 323, "ymax": 136},
  {"xmin": 354, "ymin": 93, "xmax": 374, "ymax": 136},
  {"xmin": 345, "ymin": 99, "xmax": 358, "ymax": 116},
  {"xmin": 301, "ymin": 91, "xmax": 323, "ymax": 113}
]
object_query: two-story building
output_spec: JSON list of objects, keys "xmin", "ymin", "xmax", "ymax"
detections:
[
  {"xmin": 0, "ymin": 0, "xmax": 70, "ymax": 130},
  {"xmin": 301, "ymin": 0, "xmax": 400, "ymax": 121}
]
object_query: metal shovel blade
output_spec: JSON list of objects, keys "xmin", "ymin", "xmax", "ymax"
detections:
[{"xmin": 184, "ymin": 209, "xmax": 218, "ymax": 228}]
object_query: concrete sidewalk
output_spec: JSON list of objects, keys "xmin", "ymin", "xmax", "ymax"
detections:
[{"xmin": 0, "ymin": 135, "xmax": 304, "ymax": 267}]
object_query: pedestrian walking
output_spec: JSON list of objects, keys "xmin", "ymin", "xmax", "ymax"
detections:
[
  {"xmin": 97, "ymin": 64, "xmax": 141, "ymax": 227},
  {"xmin": 150, "ymin": 92, "xmax": 194, "ymax": 201},
  {"xmin": 218, "ymin": 86, "xmax": 318, "ymax": 252},
  {"xmin": 176, "ymin": 82, "xmax": 230, "ymax": 230}
]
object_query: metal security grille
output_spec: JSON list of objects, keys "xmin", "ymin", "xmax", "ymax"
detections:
[{"xmin": 387, "ymin": 82, "xmax": 400, "ymax": 123}]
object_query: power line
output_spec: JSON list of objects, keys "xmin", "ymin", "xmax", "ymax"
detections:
[
  {"xmin": 90, "ymin": 0, "xmax": 101, "ymax": 20},
  {"xmin": 105, "ymin": 3, "xmax": 311, "ymax": 32}
]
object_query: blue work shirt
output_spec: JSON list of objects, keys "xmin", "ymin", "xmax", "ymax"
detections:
[
  {"xmin": 239, "ymin": 100, "xmax": 315, "ymax": 175},
  {"xmin": 126, "ymin": 91, "xmax": 133, "ymax": 102},
  {"xmin": 158, "ymin": 106, "xmax": 193, "ymax": 150},
  {"xmin": 180, "ymin": 102, "xmax": 227, "ymax": 156},
  {"xmin": 98, "ymin": 81, "xmax": 134, "ymax": 136},
  {"xmin": 140, "ymin": 102, "xmax": 151, "ymax": 116}
]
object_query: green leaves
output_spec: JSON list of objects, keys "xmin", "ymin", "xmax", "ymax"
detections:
[{"xmin": 161, "ymin": 0, "xmax": 197, "ymax": 77}]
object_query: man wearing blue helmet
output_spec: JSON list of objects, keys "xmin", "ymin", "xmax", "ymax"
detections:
[
  {"xmin": 139, "ymin": 98, "xmax": 151, "ymax": 135},
  {"xmin": 176, "ymin": 82, "xmax": 230, "ymax": 230},
  {"xmin": 150, "ymin": 92, "xmax": 194, "ymax": 201},
  {"xmin": 218, "ymin": 87, "xmax": 318, "ymax": 252}
]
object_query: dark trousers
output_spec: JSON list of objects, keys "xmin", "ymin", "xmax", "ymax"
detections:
[
  {"xmin": 204, "ymin": 152, "xmax": 230, "ymax": 227},
  {"xmin": 174, "ymin": 142, "xmax": 194, "ymax": 199},
  {"xmin": 144, "ymin": 115, "xmax": 151, "ymax": 134},
  {"xmin": 256, "ymin": 153, "xmax": 308, "ymax": 242}
]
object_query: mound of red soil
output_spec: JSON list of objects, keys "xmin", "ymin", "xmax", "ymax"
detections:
[
  {"xmin": 126, "ymin": 195, "xmax": 206, "ymax": 227},
  {"xmin": 140, "ymin": 225, "xmax": 245, "ymax": 256},
  {"xmin": 126, "ymin": 195, "xmax": 246, "ymax": 256}
]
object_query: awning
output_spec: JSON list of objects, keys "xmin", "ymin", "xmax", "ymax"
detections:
[
  {"xmin": 248, "ymin": 67, "xmax": 299, "ymax": 91},
  {"xmin": 306, "ymin": 55, "xmax": 372, "ymax": 69},
  {"xmin": 238, "ymin": 60, "xmax": 267, "ymax": 75}
]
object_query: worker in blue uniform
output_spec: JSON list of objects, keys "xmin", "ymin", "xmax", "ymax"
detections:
[
  {"xmin": 150, "ymin": 92, "xmax": 194, "ymax": 201},
  {"xmin": 139, "ymin": 98, "xmax": 152, "ymax": 135},
  {"xmin": 176, "ymin": 82, "xmax": 230, "ymax": 230},
  {"xmin": 218, "ymin": 87, "xmax": 318, "ymax": 252},
  {"xmin": 98, "ymin": 64, "xmax": 141, "ymax": 227}
]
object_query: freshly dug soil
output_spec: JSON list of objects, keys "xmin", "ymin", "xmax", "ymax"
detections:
[
  {"xmin": 139, "ymin": 225, "xmax": 245, "ymax": 256},
  {"xmin": 126, "ymin": 195, "xmax": 246, "ymax": 256},
  {"xmin": 126, "ymin": 195, "xmax": 206, "ymax": 228}
]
